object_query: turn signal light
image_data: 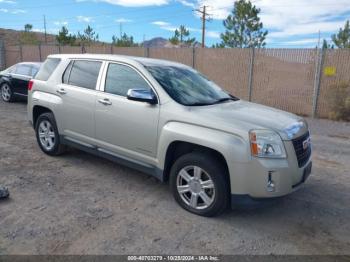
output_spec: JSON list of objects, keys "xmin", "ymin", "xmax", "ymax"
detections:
[
  {"xmin": 250, "ymin": 131, "xmax": 259, "ymax": 156},
  {"xmin": 28, "ymin": 80, "xmax": 34, "ymax": 91}
]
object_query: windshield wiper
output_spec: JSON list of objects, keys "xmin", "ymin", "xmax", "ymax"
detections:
[
  {"xmin": 186, "ymin": 96, "xmax": 238, "ymax": 106},
  {"xmin": 211, "ymin": 97, "xmax": 234, "ymax": 104},
  {"xmin": 186, "ymin": 102, "xmax": 214, "ymax": 106}
]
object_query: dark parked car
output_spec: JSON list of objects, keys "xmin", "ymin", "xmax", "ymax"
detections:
[{"xmin": 0, "ymin": 62, "xmax": 41, "ymax": 102}]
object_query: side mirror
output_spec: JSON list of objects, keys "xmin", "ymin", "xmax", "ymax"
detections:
[{"xmin": 127, "ymin": 89, "xmax": 158, "ymax": 104}]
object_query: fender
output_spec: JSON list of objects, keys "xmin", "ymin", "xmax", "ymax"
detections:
[
  {"xmin": 30, "ymin": 91, "xmax": 63, "ymax": 129},
  {"xmin": 157, "ymin": 121, "xmax": 250, "ymax": 173}
]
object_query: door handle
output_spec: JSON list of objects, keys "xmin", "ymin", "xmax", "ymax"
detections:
[
  {"xmin": 98, "ymin": 98, "xmax": 112, "ymax": 105},
  {"xmin": 56, "ymin": 88, "xmax": 67, "ymax": 95}
]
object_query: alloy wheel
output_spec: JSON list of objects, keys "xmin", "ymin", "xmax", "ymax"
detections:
[
  {"xmin": 1, "ymin": 84, "xmax": 11, "ymax": 102},
  {"xmin": 176, "ymin": 165, "xmax": 215, "ymax": 210},
  {"xmin": 38, "ymin": 120, "xmax": 56, "ymax": 151}
]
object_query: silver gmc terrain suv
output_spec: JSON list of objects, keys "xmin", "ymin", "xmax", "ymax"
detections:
[{"xmin": 28, "ymin": 54, "xmax": 312, "ymax": 216}]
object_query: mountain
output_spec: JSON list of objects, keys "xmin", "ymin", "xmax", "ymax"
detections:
[
  {"xmin": 142, "ymin": 37, "xmax": 203, "ymax": 48},
  {"xmin": 142, "ymin": 37, "xmax": 172, "ymax": 48}
]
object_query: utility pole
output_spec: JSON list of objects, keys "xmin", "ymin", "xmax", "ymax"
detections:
[
  {"xmin": 195, "ymin": 6, "xmax": 211, "ymax": 48},
  {"xmin": 119, "ymin": 22, "xmax": 123, "ymax": 38},
  {"xmin": 43, "ymin": 15, "xmax": 47, "ymax": 43}
]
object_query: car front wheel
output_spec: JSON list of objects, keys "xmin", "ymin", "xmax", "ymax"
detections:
[{"xmin": 170, "ymin": 152, "xmax": 230, "ymax": 217}]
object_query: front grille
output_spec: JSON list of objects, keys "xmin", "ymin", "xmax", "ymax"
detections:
[{"xmin": 292, "ymin": 131, "xmax": 311, "ymax": 168}]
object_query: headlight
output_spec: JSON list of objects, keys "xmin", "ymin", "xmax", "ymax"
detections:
[
  {"xmin": 249, "ymin": 130, "xmax": 286, "ymax": 158},
  {"xmin": 283, "ymin": 121, "xmax": 305, "ymax": 139}
]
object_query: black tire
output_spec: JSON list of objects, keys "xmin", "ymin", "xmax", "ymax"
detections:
[
  {"xmin": 35, "ymin": 112, "xmax": 66, "ymax": 156},
  {"xmin": 170, "ymin": 152, "xmax": 230, "ymax": 217},
  {"xmin": 1, "ymin": 83, "xmax": 15, "ymax": 102}
]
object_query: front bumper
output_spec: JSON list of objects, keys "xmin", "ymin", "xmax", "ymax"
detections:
[{"xmin": 229, "ymin": 140, "xmax": 312, "ymax": 203}]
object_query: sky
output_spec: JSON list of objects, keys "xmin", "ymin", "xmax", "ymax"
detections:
[{"xmin": 0, "ymin": 0, "xmax": 349, "ymax": 47}]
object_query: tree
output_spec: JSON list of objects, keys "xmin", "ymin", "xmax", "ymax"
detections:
[
  {"xmin": 331, "ymin": 20, "xmax": 350, "ymax": 48},
  {"xmin": 20, "ymin": 24, "xmax": 38, "ymax": 44},
  {"xmin": 219, "ymin": 0, "xmax": 267, "ymax": 48},
  {"xmin": 77, "ymin": 25, "xmax": 99, "ymax": 45},
  {"xmin": 169, "ymin": 25, "xmax": 196, "ymax": 46},
  {"xmin": 24, "ymin": 24, "xmax": 33, "ymax": 32},
  {"xmin": 322, "ymin": 39, "xmax": 334, "ymax": 49},
  {"xmin": 112, "ymin": 33, "xmax": 138, "ymax": 47},
  {"xmin": 56, "ymin": 26, "xmax": 76, "ymax": 45}
]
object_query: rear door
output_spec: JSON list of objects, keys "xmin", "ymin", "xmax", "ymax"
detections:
[
  {"xmin": 12, "ymin": 64, "xmax": 32, "ymax": 96},
  {"xmin": 56, "ymin": 59, "xmax": 103, "ymax": 146}
]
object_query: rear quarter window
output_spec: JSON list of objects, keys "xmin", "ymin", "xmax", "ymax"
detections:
[{"xmin": 35, "ymin": 58, "xmax": 61, "ymax": 81}]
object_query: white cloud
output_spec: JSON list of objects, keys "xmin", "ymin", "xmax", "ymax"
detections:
[
  {"xmin": 151, "ymin": 21, "xmax": 219, "ymax": 38},
  {"xmin": 0, "ymin": 0, "xmax": 16, "ymax": 4},
  {"xmin": 206, "ymin": 30, "xmax": 220, "ymax": 38},
  {"xmin": 151, "ymin": 21, "xmax": 177, "ymax": 31},
  {"xmin": 151, "ymin": 21, "xmax": 170, "ymax": 27},
  {"xmin": 11, "ymin": 9, "xmax": 25, "ymax": 14},
  {"xmin": 275, "ymin": 38, "xmax": 320, "ymax": 45},
  {"xmin": 77, "ymin": 15, "xmax": 93, "ymax": 23},
  {"xmin": 115, "ymin": 18, "xmax": 133, "ymax": 23},
  {"xmin": 185, "ymin": 0, "xmax": 350, "ymax": 45},
  {"xmin": 76, "ymin": 0, "xmax": 169, "ymax": 7},
  {"xmin": 177, "ymin": 0, "xmax": 195, "ymax": 8},
  {"xmin": 54, "ymin": 21, "xmax": 69, "ymax": 26},
  {"xmin": 0, "ymin": 7, "xmax": 26, "ymax": 14}
]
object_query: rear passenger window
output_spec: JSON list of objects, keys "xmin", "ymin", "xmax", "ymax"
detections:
[
  {"xmin": 68, "ymin": 60, "xmax": 102, "ymax": 90},
  {"xmin": 15, "ymin": 65, "xmax": 32, "ymax": 76},
  {"xmin": 105, "ymin": 63, "xmax": 151, "ymax": 97},
  {"xmin": 36, "ymin": 58, "xmax": 61, "ymax": 81}
]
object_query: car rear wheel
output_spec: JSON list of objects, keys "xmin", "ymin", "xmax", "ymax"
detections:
[
  {"xmin": 1, "ymin": 83, "xmax": 14, "ymax": 102},
  {"xmin": 35, "ymin": 112, "xmax": 66, "ymax": 156},
  {"xmin": 170, "ymin": 152, "xmax": 230, "ymax": 217}
]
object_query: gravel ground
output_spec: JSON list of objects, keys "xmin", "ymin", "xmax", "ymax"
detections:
[{"xmin": 0, "ymin": 100, "xmax": 349, "ymax": 255}]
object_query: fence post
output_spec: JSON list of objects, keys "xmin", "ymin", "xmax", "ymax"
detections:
[
  {"xmin": 192, "ymin": 47, "xmax": 196, "ymax": 69},
  {"xmin": 19, "ymin": 43, "xmax": 23, "ymax": 62},
  {"xmin": 248, "ymin": 47, "xmax": 255, "ymax": 101},
  {"xmin": 312, "ymin": 48, "xmax": 325, "ymax": 118},
  {"xmin": 0, "ymin": 40, "xmax": 5, "ymax": 70},
  {"xmin": 110, "ymin": 44, "xmax": 113, "ymax": 54},
  {"xmin": 81, "ymin": 44, "xmax": 86, "ymax": 54},
  {"xmin": 58, "ymin": 44, "xmax": 61, "ymax": 54},
  {"xmin": 144, "ymin": 47, "xmax": 150, "ymax": 58},
  {"xmin": 38, "ymin": 43, "xmax": 42, "ymax": 62}
]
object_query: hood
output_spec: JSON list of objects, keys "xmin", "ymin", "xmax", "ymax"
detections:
[{"xmin": 188, "ymin": 100, "xmax": 308, "ymax": 140}]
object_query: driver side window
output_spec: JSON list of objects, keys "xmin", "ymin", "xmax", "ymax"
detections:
[{"xmin": 105, "ymin": 63, "xmax": 151, "ymax": 97}]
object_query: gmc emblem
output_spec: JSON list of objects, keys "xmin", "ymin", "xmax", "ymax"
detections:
[{"xmin": 303, "ymin": 137, "xmax": 311, "ymax": 150}]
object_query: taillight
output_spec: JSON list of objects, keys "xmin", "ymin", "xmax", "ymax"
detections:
[{"xmin": 28, "ymin": 80, "xmax": 34, "ymax": 91}]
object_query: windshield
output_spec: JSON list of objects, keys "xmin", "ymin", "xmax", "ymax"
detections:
[{"xmin": 146, "ymin": 65, "xmax": 237, "ymax": 106}]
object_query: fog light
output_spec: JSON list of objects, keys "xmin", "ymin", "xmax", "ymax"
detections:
[{"xmin": 267, "ymin": 172, "xmax": 275, "ymax": 192}]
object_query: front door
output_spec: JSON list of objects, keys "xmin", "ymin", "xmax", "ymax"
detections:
[{"xmin": 95, "ymin": 62, "xmax": 159, "ymax": 160}]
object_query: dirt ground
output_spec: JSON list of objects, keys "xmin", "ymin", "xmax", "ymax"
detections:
[{"xmin": 0, "ymin": 100, "xmax": 349, "ymax": 255}]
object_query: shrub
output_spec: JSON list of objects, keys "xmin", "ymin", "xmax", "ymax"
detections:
[{"xmin": 328, "ymin": 81, "xmax": 350, "ymax": 121}]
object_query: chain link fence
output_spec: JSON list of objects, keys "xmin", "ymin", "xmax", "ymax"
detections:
[{"xmin": 1, "ymin": 42, "xmax": 349, "ymax": 119}]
